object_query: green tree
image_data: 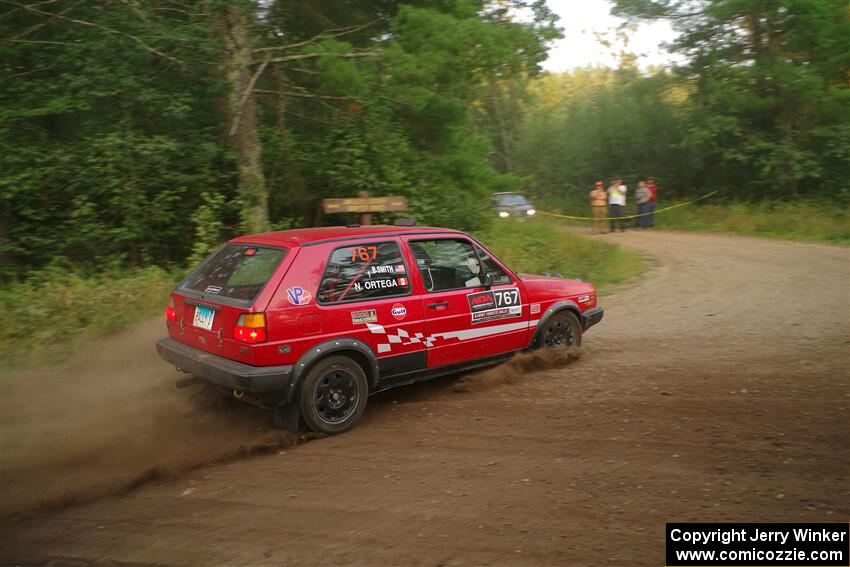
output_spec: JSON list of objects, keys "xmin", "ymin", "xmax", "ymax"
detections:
[{"xmin": 612, "ymin": 0, "xmax": 850, "ymax": 198}]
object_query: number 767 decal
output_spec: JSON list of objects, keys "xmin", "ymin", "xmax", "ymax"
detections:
[{"xmin": 493, "ymin": 288, "xmax": 520, "ymax": 306}]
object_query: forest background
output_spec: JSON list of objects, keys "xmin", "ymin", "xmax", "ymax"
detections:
[
  {"xmin": 2, "ymin": 0, "xmax": 848, "ymax": 278},
  {"xmin": 0, "ymin": 0, "xmax": 847, "ymax": 364}
]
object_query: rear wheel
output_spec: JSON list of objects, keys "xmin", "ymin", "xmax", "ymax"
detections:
[
  {"xmin": 538, "ymin": 310, "xmax": 582, "ymax": 349},
  {"xmin": 299, "ymin": 355, "xmax": 368, "ymax": 435}
]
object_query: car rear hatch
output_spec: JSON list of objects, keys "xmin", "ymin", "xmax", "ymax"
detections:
[{"xmin": 168, "ymin": 243, "xmax": 293, "ymax": 364}]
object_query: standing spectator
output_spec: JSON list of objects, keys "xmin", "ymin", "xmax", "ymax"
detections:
[
  {"xmin": 635, "ymin": 180, "xmax": 651, "ymax": 229},
  {"xmin": 646, "ymin": 177, "xmax": 658, "ymax": 228},
  {"xmin": 589, "ymin": 181, "xmax": 608, "ymax": 234},
  {"xmin": 607, "ymin": 178, "xmax": 627, "ymax": 232}
]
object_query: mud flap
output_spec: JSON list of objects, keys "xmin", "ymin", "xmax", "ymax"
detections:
[{"xmin": 273, "ymin": 403, "xmax": 304, "ymax": 432}]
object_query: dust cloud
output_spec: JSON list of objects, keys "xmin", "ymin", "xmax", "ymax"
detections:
[
  {"xmin": 0, "ymin": 317, "xmax": 580, "ymax": 517},
  {"xmin": 453, "ymin": 347, "xmax": 582, "ymax": 393},
  {"xmin": 0, "ymin": 319, "xmax": 308, "ymax": 518}
]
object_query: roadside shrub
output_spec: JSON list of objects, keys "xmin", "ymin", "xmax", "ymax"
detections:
[
  {"xmin": 0, "ymin": 266, "xmax": 178, "ymax": 369},
  {"xmin": 477, "ymin": 218, "xmax": 645, "ymax": 294}
]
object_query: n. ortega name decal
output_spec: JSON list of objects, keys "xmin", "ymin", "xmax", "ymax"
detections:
[
  {"xmin": 286, "ymin": 286, "xmax": 312, "ymax": 305},
  {"xmin": 353, "ymin": 277, "xmax": 408, "ymax": 292}
]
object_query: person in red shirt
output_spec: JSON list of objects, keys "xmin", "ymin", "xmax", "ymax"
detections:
[{"xmin": 646, "ymin": 177, "xmax": 658, "ymax": 228}]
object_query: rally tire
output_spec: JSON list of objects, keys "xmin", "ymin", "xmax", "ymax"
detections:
[
  {"xmin": 538, "ymin": 310, "xmax": 582, "ymax": 349},
  {"xmin": 299, "ymin": 355, "xmax": 369, "ymax": 435}
]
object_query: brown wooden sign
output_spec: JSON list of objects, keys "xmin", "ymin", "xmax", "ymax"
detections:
[{"xmin": 322, "ymin": 195, "xmax": 408, "ymax": 214}]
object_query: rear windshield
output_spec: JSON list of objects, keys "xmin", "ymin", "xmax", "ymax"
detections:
[{"xmin": 179, "ymin": 245, "xmax": 288, "ymax": 303}]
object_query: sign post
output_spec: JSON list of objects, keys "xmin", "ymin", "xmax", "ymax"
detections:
[{"xmin": 321, "ymin": 191, "xmax": 408, "ymax": 225}]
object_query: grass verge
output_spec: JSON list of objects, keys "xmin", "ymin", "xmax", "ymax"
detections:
[
  {"xmin": 541, "ymin": 196, "xmax": 848, "ymax": 244},
  {"xmin": 660, "ymin": 201, "xmax": 848, "ymax": 244},
  {"xmin": 477, "ymin": 218, "xmax": 645, "ymax": 295},
  {"xmin": 1, "ymin": 266, "xmax": 178, "ymax": 371}
]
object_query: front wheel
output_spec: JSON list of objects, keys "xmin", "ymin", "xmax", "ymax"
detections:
[
  {"xmin": 299, "ymin": 355, "xmax": 369, "ymax": 435},
  {"xmin": 538, "ymin": 310, "xmax": 582, "ymax": 349}
]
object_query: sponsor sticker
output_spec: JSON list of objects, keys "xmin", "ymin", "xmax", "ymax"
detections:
[
  {"xmin": 351, "ymin": 309, "xmax": 378, "ymax": 325},
  {"xmin": 278, "ymin": 345, "xmax": 291, "ymax": 354},
  {"xmin": 467, "ymin": 290, "xmax": 521, "ymax": 324},
  {"xmin": 468, "ymin": 290, "xmax": 497, "ymax": 312},
  {"xmin": 204, "ymin": 285, "xmax": 222, "ymax": 295},
  {"xmin": 286, "ymin": 286, "xmax": 312, "ymax": 305},
  {"xmin": 578, "ymin": 294, "xmax": 591, "ymax": 303},
  {"xmin": 530, "ymin": 303, "xmax": 541, "ymax": 314},
  {"xmin": 472, "ymin": 305, "xmax": 523, "ymax": 324},
  {"xmin": 391, "ymin": 303, "xmax": 407, "ymax": 320}
]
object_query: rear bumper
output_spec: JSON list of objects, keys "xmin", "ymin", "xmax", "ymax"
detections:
[
  {"xmin": 580, "ymin": 306, "xmax": 604, "ymax": 330},
  {"xmin": 156, "ymin": 337, "xmax": 294, "ymax": 397}
]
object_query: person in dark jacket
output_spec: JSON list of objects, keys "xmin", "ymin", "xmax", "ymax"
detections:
[{"xmin": 635, "ymin": 180, "xmax": 651, "ymax": 229}]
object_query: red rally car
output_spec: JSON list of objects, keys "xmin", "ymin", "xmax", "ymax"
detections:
[{"xmin": 156, "ymin": 225, "xmax": 603, "ymax": 434}]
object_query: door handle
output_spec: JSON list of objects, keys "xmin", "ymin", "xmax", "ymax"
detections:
[{"xmin": 428, "ymin": 301, "xmax": 450, "ymax": 309}]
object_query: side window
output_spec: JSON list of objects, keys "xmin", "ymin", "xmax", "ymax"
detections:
[
  {"xmin": 318, "ymin": 241, "xmax": 410, "ymax": 304},
  {"xmin": 474, "ymin": 245, "xmax": 513, "ymax": 285},
  {"xmin": 409, "ymin": 239, "xmax": 483, "ymax": 292}
]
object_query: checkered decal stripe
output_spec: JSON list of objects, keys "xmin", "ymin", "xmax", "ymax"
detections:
[
  {"xmin": 366, "ymin": 323, "xmax": 426, "ymax": 353},
  {"xmin": 365, "ymin": 319, "xmax": 541, "ymax": 355}
]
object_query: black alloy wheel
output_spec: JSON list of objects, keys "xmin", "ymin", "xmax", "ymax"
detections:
[
  {"xmin": 300, "ymin": 355, "xmax": 368, "ymax": 435},
  {"xmin": 539, "ymin": 310, "xmax": 582, "ymax": 349}
]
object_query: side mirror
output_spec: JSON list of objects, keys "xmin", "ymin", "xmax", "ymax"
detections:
[{"xmin": 482, "ymin": 271, "xmax": 495, "ymax": 289}]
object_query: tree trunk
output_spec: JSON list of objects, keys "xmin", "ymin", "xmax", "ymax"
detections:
[{"xmin": 220, "ymin": 4, "xmax": 269, "ymax": 234}]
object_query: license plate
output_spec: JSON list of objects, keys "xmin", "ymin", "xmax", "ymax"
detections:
[{"xmin": 192, "ymin": 305, "xmax": 215, "ymax": 331}]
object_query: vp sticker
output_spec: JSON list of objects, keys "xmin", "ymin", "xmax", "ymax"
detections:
[{"xmin": 286, "ymin": 287, "xmax": 312, "ymax": 305}]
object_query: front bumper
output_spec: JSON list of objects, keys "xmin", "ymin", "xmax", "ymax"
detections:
[
  {"xmin": 156, "ymin": 337, "xmax": 294, "ymax": 397},
  {"xmin": 580, "ymin": 307, "xmax": 604, "ymax": 330}
]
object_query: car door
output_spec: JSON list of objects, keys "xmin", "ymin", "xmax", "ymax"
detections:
[
  {"xmin": 312, "ymin": 238, "xmax": 429, "ymax": 382},
  {"xmin": 403, "ymin": 236, "xmax": 528, "ymax": 368}
]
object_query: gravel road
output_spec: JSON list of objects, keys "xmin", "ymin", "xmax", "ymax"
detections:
[{"xmin": 1, "ymin": 230, "xmax": 848, "ymax": 566}]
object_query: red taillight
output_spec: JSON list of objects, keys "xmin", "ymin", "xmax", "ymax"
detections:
[
  {"xmin": 166, "ymin": 298, "xmax": 176, "ymax": 322},
  {"xmin": 234, "ymin": 313, "xmax": 267, "ymax": 344}
]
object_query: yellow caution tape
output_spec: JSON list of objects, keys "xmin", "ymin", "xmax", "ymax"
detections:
[{"xmin": 539, "ymin": 190, "xmax": 720, "ymax": 221}]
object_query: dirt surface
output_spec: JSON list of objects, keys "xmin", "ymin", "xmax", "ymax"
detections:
[{"xmin": 1, "ymin": 230, "xmax": 848, "ymax": 566}]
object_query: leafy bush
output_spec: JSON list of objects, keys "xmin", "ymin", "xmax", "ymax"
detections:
[
  {"xmin": 477, "ymin": 218, "xmax": 645, "ymax": 294},
  {"xmin": 0, "ymin": 266, "xmax": 178, "ymax": 369}
]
